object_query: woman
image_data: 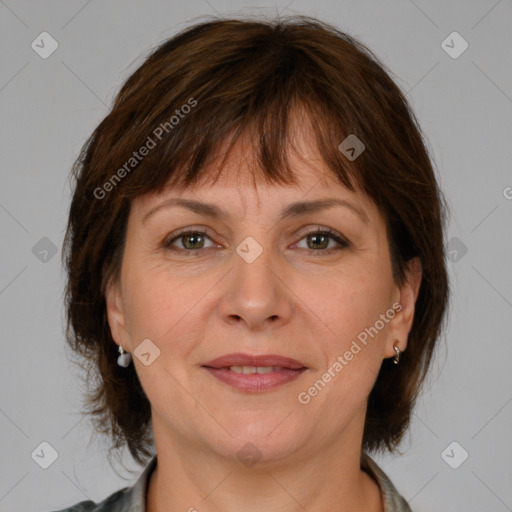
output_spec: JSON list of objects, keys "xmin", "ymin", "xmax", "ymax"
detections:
[{"xmin": 58, "ymin": 15, "xmax": 449, "ymax": 512}]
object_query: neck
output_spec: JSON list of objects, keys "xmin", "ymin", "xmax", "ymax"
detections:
[{"xmin": 146, "ymin": 413, "xmax": 383, "ymax": 512}]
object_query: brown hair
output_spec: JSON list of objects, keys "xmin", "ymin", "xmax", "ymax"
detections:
[{"xmin": 62, "ymin": 15, "xmax": 449, "ymax": 465}]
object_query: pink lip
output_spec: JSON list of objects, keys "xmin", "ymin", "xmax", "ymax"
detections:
[
  {"xmin": 202, "ymin": 353, "xmax": 306, "ymax": 369},
  {"xmin": 201, "ymin": 353, "xmax": 308, "ymax": 393},
  {"xmin": 203, "ymin": 367, "xmax": 306, "ymax": 392}
]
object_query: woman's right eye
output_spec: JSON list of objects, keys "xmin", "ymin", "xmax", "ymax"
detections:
[{"xmin": 165, "ymin": 231, "xmax": 216, "ymax": 252}]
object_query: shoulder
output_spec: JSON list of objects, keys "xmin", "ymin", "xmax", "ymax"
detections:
[
  {"xmin": 49, "ymin": 500, "xmax": 96, "ymax": 512},
  {"xmin": 361, "ymin": 452, "xmax": 412, "ymax": 512},
  {"xmin": 48, "ymin": 486, "xmax": 130, "ymax": 512},
  {"xmin": 47, "ymin": 455, "xmax": 157, "ymax": 512}
]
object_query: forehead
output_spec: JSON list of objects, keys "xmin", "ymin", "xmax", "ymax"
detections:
[{"xmin": 132, "ymin": 124, "xmax": 376, "ymax": 221}]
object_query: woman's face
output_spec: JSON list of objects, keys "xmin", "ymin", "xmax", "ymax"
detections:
[{"xmin": 106, "ymin": 134, "xmax": 419, "ymax": 464}]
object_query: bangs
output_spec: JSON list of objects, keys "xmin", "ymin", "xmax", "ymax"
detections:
[
  {"xmin": 115, "ymin": 96, "xmax": 359, "ymax": 204},
  {"xmin": 99, "ymin": 27, "xmax": 363, "ymax": 202}
]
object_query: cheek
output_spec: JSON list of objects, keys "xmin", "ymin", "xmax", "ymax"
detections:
[
  {"xmin": 308, "ymin": 260, "xmax": 394, "ymax": 396},
  {"xmin": 301, "ymin": 284, "xmax": 390, "ymax": 427},
  {"xmin": 313, "ymin": 261, "xmax": 394, "ymax": 350},
  {"xmin": 121, "ymin": 258, "xmax": 219, "ymax": 350}
]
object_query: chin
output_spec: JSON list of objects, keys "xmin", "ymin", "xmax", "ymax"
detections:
[{"xmin": 207, "ymin": 415, "xmax": 308, "ymax": 463}]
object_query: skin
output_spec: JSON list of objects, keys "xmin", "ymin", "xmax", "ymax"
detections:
[{"xmin": 106, "ymin": 127, "xmax": 422, "ymax": 512}]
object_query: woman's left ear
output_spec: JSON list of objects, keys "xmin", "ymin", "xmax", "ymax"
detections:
[{"xmin": 386, "ymin": 257, "xmax": 422, "ymax": 358}]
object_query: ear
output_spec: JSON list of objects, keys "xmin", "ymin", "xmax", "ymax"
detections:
[
  {"xmin": 385, "ymin": 257, "xmax": 422, "ymax": 358},
  {"xmin": 104, "ymin": 274, "xmax": 130, "ymax": 350}
]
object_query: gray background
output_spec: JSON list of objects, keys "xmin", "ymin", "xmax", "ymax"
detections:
[{"xmin": 1, "ymin": 1, "xmax": 511, "ymax": 511}]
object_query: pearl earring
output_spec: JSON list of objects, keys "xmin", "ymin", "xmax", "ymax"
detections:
[{"xmin": 117, "ymin": 345, "xmax": 132, "ymax": 367}]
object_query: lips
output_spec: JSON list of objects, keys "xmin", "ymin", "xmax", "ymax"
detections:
[
  {"xmin": 201, "ymin": 353, "xmax": 308, "ymax": 393},
  {"xmin": 202, "ymin": 353, "xmax": 307, "ymax": 370}
]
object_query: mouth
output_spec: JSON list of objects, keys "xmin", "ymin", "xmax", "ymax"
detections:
[{"xmin": 201, "ymin": 353, "xmax": 308, "ymax": 393}]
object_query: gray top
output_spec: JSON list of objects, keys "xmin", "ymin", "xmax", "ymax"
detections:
[{"xmin": 50, "ymin": 452, "xmax": 411, "ymax": 512}]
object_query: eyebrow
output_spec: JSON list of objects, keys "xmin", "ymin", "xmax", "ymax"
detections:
[{"xmin": 142, "ymin": 197, "xmax": 369, "ymax": 225}]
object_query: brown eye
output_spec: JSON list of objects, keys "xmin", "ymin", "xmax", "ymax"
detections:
[
  {"xmin": 307, "ymin": 233, "xmax": 330, "ymax": 250},
  {"xmin": 165, "ymin": 231, "xmax": 214, "ymax": 252},
  {"xmin": 296, "ymin": 229, "xmax": 350, "ymax": 254}
]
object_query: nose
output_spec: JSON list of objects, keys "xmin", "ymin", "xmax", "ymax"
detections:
[{"xmin": 217, "ymin": 242, "xmax": 293, "ymax": 331}]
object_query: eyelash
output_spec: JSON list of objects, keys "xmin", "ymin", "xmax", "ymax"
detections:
[{"xmin": 163, "ymin": 227, "xmax": 350, "ymax": 256}]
